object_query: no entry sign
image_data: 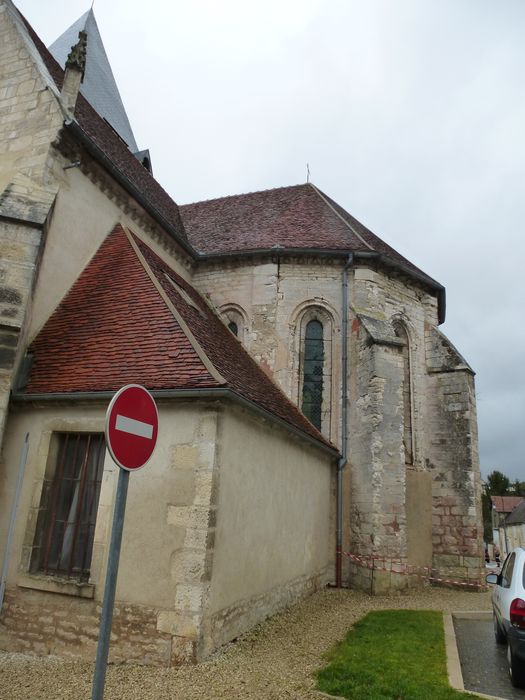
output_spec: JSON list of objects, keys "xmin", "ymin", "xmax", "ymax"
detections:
[
  {"xmin": 93, "ymin": 385, "xmax": 159, "ymax": 699},
  {"xmin": 105, "ymin": 384, "xmax": 158, "ymax": 470}
]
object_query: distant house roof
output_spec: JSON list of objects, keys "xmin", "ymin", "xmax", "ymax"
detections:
[
  {"xmin": 21, "ymin": 225, "xmax": 335, "ymax": 453},
  {"xmin": 506, "ymin": 500, "xmax": 525, "ymax": 526},
  {"xmin": 491, "ymin": 496, "xmax": 524, "ymax": 513},
  {"xmin": 49, "ymin": 9, "xmax": 138, "ymax": 152}
]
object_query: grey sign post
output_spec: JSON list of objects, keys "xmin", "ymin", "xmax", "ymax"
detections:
[
  {"xmin": 91, "ymin": 467, "xmax": 129, "ymax": 700},
  {"xmin": 91, "ymin": 385, "xmax": 159, "ymax": 700}
]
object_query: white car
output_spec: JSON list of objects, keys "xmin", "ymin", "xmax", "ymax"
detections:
[{"xmin": 487, "ymin": 546, "xmax": 525, "ymax": 688}]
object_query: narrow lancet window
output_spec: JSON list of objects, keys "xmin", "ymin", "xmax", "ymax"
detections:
[
  {"xmin": 228, "ymin": 321, "xmax": 238, "ymax": 336},
  {"xmin": 301, "ymin": 320, "xmax": 324, "ymax": 430},
  {"xmin": 394, "ymin": 322, "xmax": 413, "ymax": 464}
]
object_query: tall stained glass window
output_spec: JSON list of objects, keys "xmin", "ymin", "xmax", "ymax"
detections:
[{"xmin": 301, "ymin": 320, "xmax": 324, "ymax": 430}]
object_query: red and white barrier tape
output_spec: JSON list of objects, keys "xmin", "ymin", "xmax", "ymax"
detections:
[{"xmin": 344, "ymin": 551, "xmax": 485, "ymax": 589}]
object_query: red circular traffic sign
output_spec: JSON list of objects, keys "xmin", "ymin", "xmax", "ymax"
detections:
[{"xmin": 105, "ymin": 385, "xmax": 158, "ymax": 471}]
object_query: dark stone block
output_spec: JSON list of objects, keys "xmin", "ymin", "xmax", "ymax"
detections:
[
  {"xmin": 0, "ymin": 287, "xmax": 22, "ymax": 305},
  {"xmin": 0, "ymin": 346, "xmax": 15, "ymax": 368},
  {"xmin": 0, "ymin": 330, "xmax": 18, "ymax": 348},
  {"xmin": 1, "ymin": 307, "xmax": 18, "ymax": 318}
]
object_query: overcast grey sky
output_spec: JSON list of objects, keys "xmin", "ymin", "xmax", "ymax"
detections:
[{"xmin": 16, "ymin": 0, "xmax": 525, "ymax": 481}]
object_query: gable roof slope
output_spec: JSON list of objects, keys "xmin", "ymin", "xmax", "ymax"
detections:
[{"xmin": 22, "ymin": 225, "xmax": 334, "ymax": 452}]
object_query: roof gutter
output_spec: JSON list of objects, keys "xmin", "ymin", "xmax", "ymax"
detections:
[
  {"xmin": 11, "ymin": 386, "xmax": 339, "ymax": 459},
  {"xmin": 63, "ymin": 119, "xmax": 196, "ymax": 260}
]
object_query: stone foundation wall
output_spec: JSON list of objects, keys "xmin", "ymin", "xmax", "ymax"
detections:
[
  {"xmin": 0, "ymin": 587, "xmax": 172, "ymax": 665},
  {"xmin": 203, "ymin": 568, "xmax": 330, "ymax": 657}
]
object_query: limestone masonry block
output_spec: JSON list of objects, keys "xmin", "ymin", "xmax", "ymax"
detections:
[{"xmin": 171, "ymin": 445, "xmax": 199, "ymax": 470}]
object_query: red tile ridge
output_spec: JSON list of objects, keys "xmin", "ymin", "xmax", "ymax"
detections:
[
  {"xmin": 179, "ymin": 182, "xmax": 308, "ymax": 207},
  {"xmin": 308, "ymin": 183, "xmax": 375, "ymax": 252}
]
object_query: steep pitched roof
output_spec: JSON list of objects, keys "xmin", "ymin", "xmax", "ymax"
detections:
[
  {"xmin": 18, "ymin": 9, "xmax": 187, "ymax": 244},
  {"xmin": 491, "ymin": 496, "xmax": 524, "ymax": 514},
  {"xmin": 180, "ymin": 183, "xmax": 431, "ymax": 276},
  {"xmin": 49, "ymin": 9, "xmax": 138, "ymax": 152},
  {"xmin": 23, "ymin": 226, "xmax": 333, "ymax": 451}
]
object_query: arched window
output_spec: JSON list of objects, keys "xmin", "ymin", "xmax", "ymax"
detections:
[
  {"xmin": 393, "ymin": 321, "xmax": 413, "ymax": 464},
  {"xmin": 219, "ymin": 304, "xmax": 248, "ymax": 343},
  {"xmin": 292, "ymin": 304, "xmax": 335, "ymax": 438},
  {"xmin": 301, "ymin": 320, "xmax": 324, "ymax": 430}
]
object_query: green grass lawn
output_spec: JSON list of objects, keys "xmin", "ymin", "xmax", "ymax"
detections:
[{"xmin": 316, "ymin": 609, "xmax": 473, "ymax": 700}]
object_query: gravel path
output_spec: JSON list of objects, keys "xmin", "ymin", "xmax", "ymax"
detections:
[{"xmin": 0, "ymin": 587, "xmax": 491, "ymax": 700}]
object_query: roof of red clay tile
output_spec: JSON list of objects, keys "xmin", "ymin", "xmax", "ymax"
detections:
[
  {"xmin": 19, "ymin": 11, "xmax": 187, "ymax": 244},
  {"xmin": 179, "ymin": 183, "xmax": 439, "ymax": 281},
  {"xmin": 24, "ymin": 226, "xmax": 334, "ymax": 451},
  {"xmin": 491, "ymin": 496, "xmax": 524, "ymax": 513}
]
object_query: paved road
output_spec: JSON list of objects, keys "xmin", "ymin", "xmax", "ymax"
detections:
[{"xmin": 454, "ymin": 617, "xmax": 525, "ymax": 700}]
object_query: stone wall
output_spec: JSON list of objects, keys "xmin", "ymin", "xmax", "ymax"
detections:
[
  {"xmin": 426, "ymin": 327, "xmax": 484, "ymax": 584},
  {"xmin": 193, "ymin": 257, "xmax": 343, "ymax": 444},
  {"xmin": 0, "ymin": 0, "xmax": 63, "ymax": 187},
  {"xmin": 202, "ymin": 403, "xmax": 335, "ymax": 655},
  {"xmin": 0, "ymin": 397, "xmax": 335, "ymax": 663},
  {"xmin": 195, "ymin": 257, "xmax": 483, "ymax": 591},
  {"xmin": 0, "ymin": 401, "xmax": 221, "ymax": 665},
  {"xmin": 0, "ymin": 587, "xmax": 172, "ymax": 665},
  {"xmin": 0, "ymin": 0, "xmax": 65, "ymax": 448}
]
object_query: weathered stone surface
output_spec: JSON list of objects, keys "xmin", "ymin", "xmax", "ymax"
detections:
[{"xmin": 0, "ymin": 588, "xmax": 172, "ymax": 665}]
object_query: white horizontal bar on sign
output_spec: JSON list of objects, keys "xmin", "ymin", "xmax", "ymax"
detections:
[{"xmin": 115, "ymin": 414, "xmax": 153, "ymax": 440}]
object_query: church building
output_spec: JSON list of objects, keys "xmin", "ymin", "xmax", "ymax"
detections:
[{"xmin": 0, "ymin": 0, "xmax": 483, "ymax": 665}]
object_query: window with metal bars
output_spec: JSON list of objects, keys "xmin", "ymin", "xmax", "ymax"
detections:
[
  {"xmin": 31, "ymin": 433, "xmax": 106, "ymax": 582},
  {"xmin": 301, "ymin": 320, "xmax": 324, "ymax": 430}
]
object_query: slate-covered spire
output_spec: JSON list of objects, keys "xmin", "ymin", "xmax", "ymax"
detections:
[{"xmin": 49, "ymin": 9, "xmax": 139, "ymax": 152}]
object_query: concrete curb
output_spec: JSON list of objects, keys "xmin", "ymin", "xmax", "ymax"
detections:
[
  {"xmin": 444, "ymin": 613, "xmax": 464, "ymax": 691},
  {"xmin": 445, "ymin": 611, "xmax": 505, "ymax": 700}
]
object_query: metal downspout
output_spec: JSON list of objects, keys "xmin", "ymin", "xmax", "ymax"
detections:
[{"xmin": 336, "ymin": 253, "xmax": 353, "ymax": 587}]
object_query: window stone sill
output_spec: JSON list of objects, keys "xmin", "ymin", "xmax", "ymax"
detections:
[{"xmin": 17, "ymin": 573, "xmax": 95, "ymax": 599}]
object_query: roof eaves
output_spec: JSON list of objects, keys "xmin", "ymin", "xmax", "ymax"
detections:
[
  {"xmin": 11, "ymin": 387, "xmax": 338, "ymax": 457},
  {"xmin": 198, "ymin": 246, "xmax": 446, "ymax": 323}
]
